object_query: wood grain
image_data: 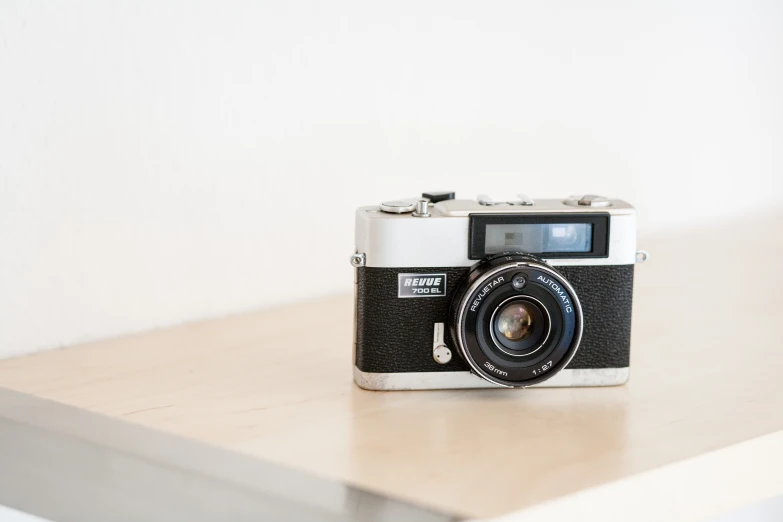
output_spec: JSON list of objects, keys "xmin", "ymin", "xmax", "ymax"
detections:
[{"xmin": 2, "ymin": 213, "xmax": 782, "ymax": 519}]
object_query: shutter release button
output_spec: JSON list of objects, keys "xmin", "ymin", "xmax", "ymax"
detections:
[
  {"xmin": 563, "ymin": 195, "xmax": 613, "ymax": 207},
  {"xmin": 577, "ymin": 195, "xmax": 612, "ymax": 207}
]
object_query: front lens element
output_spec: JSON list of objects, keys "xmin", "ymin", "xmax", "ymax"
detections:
[
  {"xmin": 495, "ymin": 302, "xmax": 535, "ymax": 341},
  {"xmin": 490, "ymin": 297, "xmax": 550, "ymax": 355}
]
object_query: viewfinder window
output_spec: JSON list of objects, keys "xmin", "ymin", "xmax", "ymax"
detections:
[
  {"xmin": 468, "ymin": 214, "xmax": 609, "ymax": 259},
  {"xmin": 484, "ymin": 223, "xmax": 593, "ymax": 254}
]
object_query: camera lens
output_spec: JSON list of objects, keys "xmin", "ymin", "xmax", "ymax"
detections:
[
  {"xmin": 489, "ymin": 297, "xmax": 550, "ymax": 355},
  {"xmin": 496, "ymin": 302, "xmax": 535, "ymax": 341},
  {"xmin": 450, "ymin": 254, "xmax": 583, "ymax": 388}
]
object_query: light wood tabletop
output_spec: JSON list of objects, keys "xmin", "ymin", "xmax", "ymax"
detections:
[{"xmin": 2, "ymin": 213, "xmax": 783, "ymax": 520}]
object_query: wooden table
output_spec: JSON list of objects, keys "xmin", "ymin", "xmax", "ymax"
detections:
[{"xmin": 2, "ymin": 214, "xmax": 783, "ymax": 521}]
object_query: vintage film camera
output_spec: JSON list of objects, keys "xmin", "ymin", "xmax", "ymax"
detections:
[{"xmin": 352, "ymin": 192, "xmax": 646, "ymax": 390}]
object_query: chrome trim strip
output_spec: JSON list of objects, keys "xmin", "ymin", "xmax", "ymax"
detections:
[
  {"xmin": 353, "ymin": 367, "xmax": 629, "ymax": 391},
  {"xmin": 355, "ymin": 203, "xmax": 637, "ymax": 268},
  {"xmin": 0, "ymin": 387, "xmax": 457, "ymax": 522}
]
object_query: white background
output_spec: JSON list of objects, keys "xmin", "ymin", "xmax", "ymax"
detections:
[{"xmin": 1, "ymin": 1, "xmax": 782, "ymax": 358}]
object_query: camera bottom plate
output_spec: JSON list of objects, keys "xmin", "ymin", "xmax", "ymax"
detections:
[{"xmin": 353, "ymin": 366, "xmax": 629, "ymax": 391}]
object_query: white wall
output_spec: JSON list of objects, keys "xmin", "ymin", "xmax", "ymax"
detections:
[{"xmin": 1, "ymin": 1, "xmax": 782, "ymax": 358}]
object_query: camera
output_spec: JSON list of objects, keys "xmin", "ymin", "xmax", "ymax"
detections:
[{"xmin": 351, "ymin": 192, "xmax": 646, "ymax": 390}]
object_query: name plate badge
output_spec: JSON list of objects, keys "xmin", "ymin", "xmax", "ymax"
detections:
[{"xmin": 398, "ymin": 273, "xmax": 447, "ymax": 298}]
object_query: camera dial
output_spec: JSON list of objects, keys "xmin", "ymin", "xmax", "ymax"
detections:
[{"xmin": 449, "ymin": 254, "xmax": 583, "ymax": 388}]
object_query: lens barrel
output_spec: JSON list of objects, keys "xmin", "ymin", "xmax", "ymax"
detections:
[{"xmin": 449, "ymin": 254, "xmax": 583, "ymax": 387}]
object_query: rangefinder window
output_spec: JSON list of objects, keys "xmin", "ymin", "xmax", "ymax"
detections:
[{"xmin": 469, "ymin": 214, "xmax": 609, "ymax": 259}]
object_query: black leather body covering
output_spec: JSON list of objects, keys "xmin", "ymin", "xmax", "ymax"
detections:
[{"xmin": 355, "ymin": 264, "xmax": 634, "ymax": 373}]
